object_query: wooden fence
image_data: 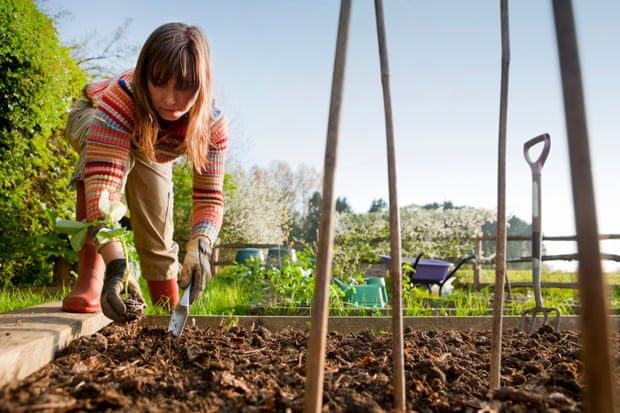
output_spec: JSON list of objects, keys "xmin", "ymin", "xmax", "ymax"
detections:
[
  {"xmin": 211, "ymin": 242, "xmax": 281, "ymax": 273},
  {"xmin": 211, "ymin": 234, "xmax": 620, "ymax": 291},
  {"xmin": 471, "ymin": 234, "xmax": 620, "ymax": 291}
]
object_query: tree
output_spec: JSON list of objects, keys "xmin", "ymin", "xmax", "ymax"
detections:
[
  {"xmin": 217, "ymin": 161, "xmax": 321, "ymax": 246},
  {"xmin": 257, "ymin": 161, "xmax": 321, "ymax": 226},
  {"xmin": 368, "ymin": 198, "xmax": 387, "ymax": 213},
  {"xmin": 70, "ymin": 17, "xmax": 138, "ymax": 79},
  {"xmin": 293, "ymin": 193, "xmax": 358, "ymax": 246},
  {"xmin": 294, "ymin": 191, "xmax": 322, "ymax": 245},
  {"xmin": 0, "ymin": 0, "xmax": 87, "ymax": 286},
  {"xmin": 335, "ymin": 197, "xmax": 352, "ymax": 214},
  {"xmin": 423, "ymin": 200, "xmax": 457, "ymax": 210},
  {"xmin": 334, "ymin": 204, "xmax": 496, "ymax": 264},
  {"xmin": 219, "ymin": 162, "xmax": 288, "ymax": 245},
  {"xmin": 38, "ymin": 0, "xmax": 137, "ymax": 81},
  {"xmin": 482, "ymin": 215, "xmax": 533, "ymax": 269}
]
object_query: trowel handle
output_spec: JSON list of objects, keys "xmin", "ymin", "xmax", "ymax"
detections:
[
  {"xmin": 180, "ymin": 279, "xmax": 193, "ymax": 306},
  {"xmin": 523, "ymin": 133, "xmax": 551, "ymax": 175}
]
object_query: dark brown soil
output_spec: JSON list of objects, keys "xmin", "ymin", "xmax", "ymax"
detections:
[
  {"xmin": 1, "ymin": 322, "xmax": 616, "ymax": 412},
  {"xmin": 122, "ymin": 297, "xmax": 145, "ymax": 322}
]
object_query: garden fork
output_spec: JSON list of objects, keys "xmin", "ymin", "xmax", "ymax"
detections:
[{"xmin": 518, "ymin": 134, "xmax": 560, "ymax": 333}]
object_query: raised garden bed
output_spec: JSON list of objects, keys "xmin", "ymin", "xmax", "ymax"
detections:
[{"xmin": 1, "ymin": 310, "xmax": 618, "ymax": 412}]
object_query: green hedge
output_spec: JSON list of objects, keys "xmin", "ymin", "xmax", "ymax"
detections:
[{"xmin": 0, "ymin": 0, "xmax": 86, "ymax": 286}]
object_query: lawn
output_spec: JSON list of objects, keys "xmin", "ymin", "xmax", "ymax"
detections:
[{"xmin": 2, "ymin": 263, "xmax": 619, "ymax": 316}]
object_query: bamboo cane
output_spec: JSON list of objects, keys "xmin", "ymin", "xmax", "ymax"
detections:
[
  {"xmin": 490, "ymin": 0, "xmax": 510, "ymax": 391},
  {"xmin": 373, "ymin": 1, "xmax": 405, "ymax": 411},
  {"xmin": 551, "ymin": 1, "xmax": 617, "ymax": 411},
  {"xmin": 303, "ymin": 1, "xmax": 351, "ymax": 412}
]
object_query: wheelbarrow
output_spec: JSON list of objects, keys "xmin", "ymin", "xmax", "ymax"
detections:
[
  {"xmin": 518, "ymin": 133, "xmax": 560, "ymax": 333},
  {"xmin": 380, "ymin": 253, "xmax": 476, "ymax": 296}
]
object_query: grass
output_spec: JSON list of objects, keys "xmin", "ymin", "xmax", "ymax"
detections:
[
  {"xmin": 141, "ymin": 276, "xmax": 255, "ymax": 316},
  {"xmin": 459, "ymin": 267, "xmax": 620, "ymax": 286},
  {"xmin": 0, "ymin": 285, "xmax": 70, "ymax": 313},
  {"xmin": 399, "ymin": 287, "xmax": 581, "ymax": 317},
  {"xmin": 0, "ymin": 276, "xmax": 256, "ymax": 316},
  {"xmin": 3, "ymin": 267, "xmax": 620, "ymax": 317}
]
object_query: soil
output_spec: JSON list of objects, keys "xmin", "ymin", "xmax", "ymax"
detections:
[
  {"xmin": 122, "ymin": 297, "xmax": 146, "ymax": 323},
  {"xmin": 1, "ymin": 321, "xmax": 617, "ymax": 412}
]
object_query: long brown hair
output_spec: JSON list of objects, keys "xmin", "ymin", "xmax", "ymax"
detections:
[{"xmin": 133, "ymin": 22, "xmax": 213, "ymax": 168}]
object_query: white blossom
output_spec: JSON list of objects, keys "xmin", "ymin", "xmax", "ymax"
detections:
[{"xmin": 98, "ymin": 189, "xmax": 127, "ymax": 223}]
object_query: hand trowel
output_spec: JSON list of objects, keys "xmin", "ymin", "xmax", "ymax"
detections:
[{"xmin": 168, "ymin": 280, "xmax": 192, "ymax": 336}]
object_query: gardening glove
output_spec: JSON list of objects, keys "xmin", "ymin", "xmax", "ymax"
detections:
[
  {"xmin": 101, "ymin": 259, "xmax": 146, "ymax": 323},
  {"xmin": 180, "ymin": 237, "xmax": 212, "ymax": 305}
]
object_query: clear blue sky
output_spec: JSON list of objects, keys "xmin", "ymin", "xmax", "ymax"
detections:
[{"xmin": 38, "ymin": 1, "xmax": 619, "ymax": 266}]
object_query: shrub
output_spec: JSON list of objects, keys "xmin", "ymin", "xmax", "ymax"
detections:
[{"xmin": 0, "ymin": 0, "xmax": 86, "ymax": 286}]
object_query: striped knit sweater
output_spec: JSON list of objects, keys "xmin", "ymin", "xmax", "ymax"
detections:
[{"xmin": 83, "ymin": 70, "xmax": 227, "ymax": 245}]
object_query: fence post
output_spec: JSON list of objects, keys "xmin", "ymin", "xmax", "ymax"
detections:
[{"xmin": 474, "ymin": 237, "xmax": 482, "ymax": 291}]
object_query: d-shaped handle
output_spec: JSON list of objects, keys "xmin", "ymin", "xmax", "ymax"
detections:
[{"xmin": 523, "ymin": 133, "xmax": 551, "ymax": 176}]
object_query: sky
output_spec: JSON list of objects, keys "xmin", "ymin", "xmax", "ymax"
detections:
[{"xmin": 37, "ymin": 1, "xmax": 619, "ymax": 268}]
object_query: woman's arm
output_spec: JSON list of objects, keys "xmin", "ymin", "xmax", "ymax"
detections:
[
  {"xmin": 83, "ymin": 79, "xmax": 135, "ymax": 223},
  {"xmin": 190, "ymin": 112, "xmax": 228, "ymax": 246}
]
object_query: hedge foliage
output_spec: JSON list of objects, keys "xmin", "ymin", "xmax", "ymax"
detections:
[{"xmin": 0, "ymin": 0, "xmax": 86, "ymax": 286}]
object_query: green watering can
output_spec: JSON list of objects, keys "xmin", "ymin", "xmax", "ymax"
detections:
[{"xmin": 333, "ymin": 277, "xmax": 388, "ymax": 309}]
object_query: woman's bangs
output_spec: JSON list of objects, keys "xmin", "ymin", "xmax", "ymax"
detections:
[
  {"xmin": 175, "ymin": 49, "xmax": 199, "ymax": 89},
  {"xmin": 148, "ymin": 49, "xmax": 198, "ymax": 89},
  {"xmin": 148, "ymin": 58, "xmax": 175, "ymax": 86}
]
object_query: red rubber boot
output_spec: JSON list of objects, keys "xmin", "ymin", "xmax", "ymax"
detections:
[
  {"xmin": 147, "ymin": 279, "xmax": 179, "ymax": 310},
  {"xmin": 62, "ymin": 182, "xmax": 105, "ymax": 313}
]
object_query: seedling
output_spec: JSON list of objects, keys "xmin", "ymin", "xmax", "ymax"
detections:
[{"xmin": 55, "ymin": 190, "xmax": 142, "ymax": 320}]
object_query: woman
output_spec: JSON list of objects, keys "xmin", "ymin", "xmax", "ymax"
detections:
[{"xmin": 62, "ymin": 22, "xmax": 227, "ymax": 322}]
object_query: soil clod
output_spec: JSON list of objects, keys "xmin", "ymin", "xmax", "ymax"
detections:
[{"xmin": 122, "ymin": 296, "xmax": 145, "ymax": 322}]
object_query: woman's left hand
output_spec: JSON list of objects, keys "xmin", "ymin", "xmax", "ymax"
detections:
[{"xmin": 180, "ymin": 237, "xmax": 212, "ymax": 304}]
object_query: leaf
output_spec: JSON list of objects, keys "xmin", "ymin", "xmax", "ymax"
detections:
[
  {"xmin": 95, "ymin": 227, "xmax": 114, "ymax": 246},
  {"xmin": 56, "ymin": 219, "xmax": 89, "ymax": 235},
  {"xmin": 98, "ymin": 189, "xmax": 110, "ymax": 216},
  {"xmin": 108, "ymin": 201, "xmax": 127, "ymax": 223},
  {"xmin": 70, "ymin": 227, "xmax": 88, "ymax": 252},
  {"xmin": 45, "ymin": 209, "xmax": 59, "ymax": 226}
]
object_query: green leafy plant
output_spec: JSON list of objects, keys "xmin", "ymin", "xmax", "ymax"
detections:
[
  {"xmin": 266, "ymin": 261, "xmax": 314, "ymax": 306},
  {"xmin": 216, "ymin": 258, "xmax": 268, "ymax": 304},
  {"xmin": 33, "ymin": 209, "xmax": 78, "ymax": 265},
  {"xmin": 92, "ymin": 190, "xmax": 137, "ymax": 264},
  {"xmin": 55, "ymin": 190, "xmax": 133, "ymax": 254},
  {"xmin": 55, "ymin": 190, "xmax": 139, "ymax": 287},
  {"xmin": 54, "ymin": 217, "xmax": 89, "ymax": 254}
]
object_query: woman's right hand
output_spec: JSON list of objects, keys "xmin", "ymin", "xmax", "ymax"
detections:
[{"xmin": 101, "ymin": 259, "xmax": 145, "ymax": 323}]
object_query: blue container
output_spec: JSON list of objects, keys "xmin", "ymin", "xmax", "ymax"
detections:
[
  {"xmin": 235, "ymin": 248, "xmax": 263, "ymax": 265},
  {"xmin": 266, "ymin": 247, "xmax": 297, "ymax": 269}
]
